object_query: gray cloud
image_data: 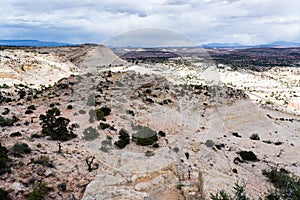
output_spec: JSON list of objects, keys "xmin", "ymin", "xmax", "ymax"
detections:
[{"xmin": 0, "ymin": 0, "xmax": 299, "ymax": 45}]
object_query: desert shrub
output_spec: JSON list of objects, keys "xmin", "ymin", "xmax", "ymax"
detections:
[
  {"xmin": 266, "ymin": 100, "xmax": 274, "ymax": 105},
  {"xmin": 31, "ymin": 133, "xmax": 42, "ymax": 138},
  {"xmin": 25, "ymin": 109, "xmax": 34, "ymax": 114},
  {"xmin": 106, "ymin": 135, "xmax": 112, "ymax": 140},
  {"xmin": 205, "ymin": 140, "xmax": 215, "ymax": 148},
  {"xmin": 101, "ymin": 139, "xmax": 112, "ymax": 147},
  {"xmin": 10, "ymin": 131, "xmax": 22, "ymax": 137},
  {"xmin": 176, "ymin": 182, "xmax": 184, "ymax": 190},
  {"xmin": 86, "ymin": 94, "xmax": 95, "ymax": 106},
  {"xmin": 28, "ymin": 105, "xmax": 36, "ymax": 110},
  {"xmin": 263, "ymin": 140, "xmax": 272, "ymax": 144},
  {"xmin": 100, "ymin": 146, "xmax": 109, "ymax": 153},
  {"xmin": 82, "ymin": 127, "xmax": 99, "ymax": 141},
  {"xmin": 26, "ymin": 182, "xmax": 47, "ymax": 200},
  {"xmin": 263, "ymin": 168, "xmax": 300, "ymax": 199},
  {"xmin": 158, "ymin": 130, "xmax": 166, "ymax": 137},
  {"xmin": 0, "ymin": 115, "xmax": 17, "ymax": 127},
  {"xmin": 49, "ymin": 103, "xmax": 55, "ymax": 107},
  {"xmin": 237, "ymin": 151, "xmax": 258, "ymax": 161},
  {"xmin": 39, "ymin": 108, "xmax": 76, "ymax": 141},
  {"xmin": 0, "ymin": 143, "xmax": 9, "ymax": 174},
  {"xmin": 211, "ymin": 182, "xmax": 250, "ymax": 200},
  {"xmin": 12, "ymin": 143, "xmax": 31, "ymax": 157},
  {"xmin": 210, "ymin": 182, "xmax": 250, "ymax": 200},
  {"xmin": 78, "ymin": 109, "xmax": 86, "ymax": 114},
  {"xmin": 145, "ymin": 151, "xmax": 155, "ymax": 157},
  {"xmin": 88, "ymin": 109, "xmax": 96, "ymax": 123},
  {"xmin": 152, "ymin": 143, "xmax": 159, "ymax": 148},
  {"xmin": 132, "ymin": 126, "xmax": 158, "ymax": 146},
  {"xmin": 173, "ymin": 147, "xmax": 180, "ymax": 153},
  {"xmin": 95, "ymin": 107, "xmax": 111, "ymax": 121},
  {"xmin": 71, "ymin": 123, "xmax": 80, "ymax": 129},
  {"xmin": 126, "ymin": 110, "xmax": 134, "ymax": 116},
  {"xmin": 101, "ymin": 138, "xmax": 113, "ymax": 152},
  {"xmin": 210, "ymin": 190, "xmax": 231, "ymax": 200},
  {"xmin": 18, "ymin": 89, "xmax": 26, "ymax": 99},
  {"xmin": 114, "ymin": 128, "xmax": 130, "ymax": 149},
  {"xmin": 67, "ymin": 105, "xmax": 72, "ymax": 109},
  {"xmin": 249, "ymin": 133, "xmax": 260, "ymax": 140},
  {"xmin": 232, "ymin": 132, "xmax": 242, "ymax": 138},
  {"xmin": 1, "ymin": 108, "xmax": 10, "ymax": 115},
  {"xmin": 57, "ymin": 182, "xmax": 67, "ymax": 192},
  {"xmin": 32, "ymin": 156, "xmax": 51, "ymax": 167},
  {"xmin": 98, "ymin": 123, "xmax": 110, "ymax": 130},
  {"xmin": 0, "ymin": 83, "xmax": 9, "ymax": 88},
  {"xmin": 0, "ymin": 188, "xmax": 11, "ymax": 200},
  {"xmin": 145, "ymin": 98, "xmax": 154, "ymax": 103},
  {"xmin": 274, "ymin": 141, "xmax": 283, "ymax": 146}
]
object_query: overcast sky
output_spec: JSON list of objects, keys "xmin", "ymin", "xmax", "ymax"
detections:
[{"xmin": 0, "ymin": 0, "xmax": 299, "ymax": 45}]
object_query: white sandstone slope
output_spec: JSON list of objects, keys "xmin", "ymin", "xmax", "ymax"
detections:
[
  {"xmin": 81, "ymin": 45, "xmax": 127, "ymax": 69},
  {"xmin": 0, "ymin": 49, "xmax": 79, "ymax": 87}
]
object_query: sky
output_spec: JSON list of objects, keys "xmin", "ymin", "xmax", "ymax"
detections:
[{"xmin": 0, "ymin": 0, "xmax": 299, "ymax": 46}]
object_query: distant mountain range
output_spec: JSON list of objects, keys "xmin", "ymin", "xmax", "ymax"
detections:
[
  {"xmin": 0, "ymin": 40, "xmax": 300, "ymax": 48},
  {"xmin": 201, "ymin": 41, "xmax": 300, "ymax": 48},
  {"xmin": 0, "ymin": 40, "xmax": 75, "ymax": 47}
]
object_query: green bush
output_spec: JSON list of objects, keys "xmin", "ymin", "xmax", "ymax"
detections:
[
  {"xmin": 158, "ymin": 130, "xmax": 166, "ymax": 137},
  {"xmin": 39, "ymin": 108, "xmax": 76, "ymax": 141},
  {"xmin": 28, "ymin": 105, "xmax": 36, "ymax": 110},
  {"xmin": 266, "ymin": 100, "xmax": 274, "ymax": 105},
  {"xmin": 12, "ymin": 143, "xmax": 31, "ymax": 157},
  {"xmin": 132, "ymin": 126, "xmax": 158, "ymax": 146},
  {"xmin": 0, "ymin": 143, "xmax": 9, "ymax": 174},
  {"xmin": 26, "ymin": 182, "xmax": 47, "ymax": 200},
  {"xmin": 57, "ymin": 182, "xmax": 67, "ymax": 192},
  {"xmin": 145, "ymin": 151, "xmax": 155, "ymax": 157},
  {"xmin": 210, "ymin": 170, "xmax": 300, "ymax": 200},
  {"xmin": 25, "ymin": 109, "xmax": 34, "ymax": 114},
  {"xmin": 263, "ymin": 168, "xmax": 300, "ymax": 199},
  {"xmin": 95, "ymin": 107, "xmax": 111, "ymax": 120},
  {"xmin": 1, "ymin": 108, "xmax": 10, "ymax": 115},
  {"xmin": 78, "ymin": 109, "xmax": 86, "ymax": 114},
  {"xmin": 210, "ymin": 182, "xmax": 250, "ymax": 200},
  {"xmin": 249, "ymin": 134, "xmax": 260, "ymax": 140},
  {"xmin": 176, "ymin": 182, "xmax": 184, "ymax": 190},
  {"xmin": 82, "ymin": 127, "xmax": 99, "ymax": 141},
  {"xmin": 86, "ymin": 94, "xmax": 95, "ymax": 106},
  {"xmin": 210, "ymin": 190, "xmax": 231, "ymax": 200},
  {"xmin": 0, "ymin": 115, "xmax": 18, "ymax": 127},
  {"xmin": 98, "ymin": 123, "xmax": 110, "ymax": 130},
  {"xmin": 205, "ymin": 140, "xmax": 215, "ymax": 148},
  {"xmin": 99, "ymin": 146, "xmax": 108, "ymax": 152},
  {"xmin": 0, "ymin": 188, "xmax": 11, "ymax": 200},
  {"xmin": 114, "ymin": 128, "xmax": 130, "ymax": 149},
  {"xmin": 10, "ymin": 131, "xmax": 22, "ymax": 137},
  {"xmin": 32, "ymin": 156, "xmax": 50, "ymax": 166},
  {"xmin": 88, "ymin": 109, "xmax": 96, "ymax": 123},
  {"xmin": 237, "ymin": 151, "xmax": 258, "ymax": 161}
]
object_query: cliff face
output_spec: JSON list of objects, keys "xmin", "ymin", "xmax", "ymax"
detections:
[
  {"xmin": 0, "ymin": 49, "xmax": 79, "ymax": 87},
  {"xmin": 0, "ymin": 45, "xmax": 128, "ymax": 88}
]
